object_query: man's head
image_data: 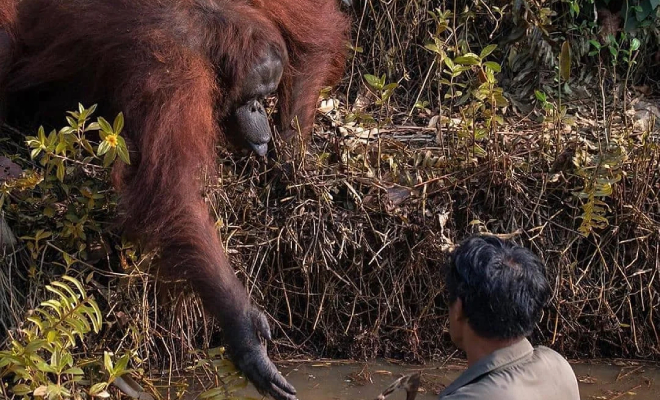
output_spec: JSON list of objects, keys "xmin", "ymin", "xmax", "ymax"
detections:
[{"xmin": 445, "ymin": 234, "xmax": 551, "ymax": 349}]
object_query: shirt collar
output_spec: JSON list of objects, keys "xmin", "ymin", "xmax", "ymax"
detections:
[{"xmin": 438, "ymin": 338, "xmax": 534, "ymax": 398}]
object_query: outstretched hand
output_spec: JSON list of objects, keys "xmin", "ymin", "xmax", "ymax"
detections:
[{"xmin": 225, "ymin": 306, "xmax": 298, "ymax": 400}]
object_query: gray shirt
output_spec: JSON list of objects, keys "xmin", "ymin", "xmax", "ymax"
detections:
[{"xmin": 438, "ymin": 339, "xmax": 580, "ymax": 400}]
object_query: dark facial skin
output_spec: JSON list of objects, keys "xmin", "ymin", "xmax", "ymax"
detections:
[{"xmin": 229, "ymin": 47, "xmax": 283, "ymax": 156}]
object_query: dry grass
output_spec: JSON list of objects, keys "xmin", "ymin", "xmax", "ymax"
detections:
[{"xmin": 197, "ymin": 99, "xmax": 659, "ymax": 363}]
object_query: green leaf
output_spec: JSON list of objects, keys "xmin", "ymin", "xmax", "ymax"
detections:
[
  {"xmin": 88, "ymin": 300, "xmax": 103, "ymax": 331},
  {"xmin": 80, "ymin": 139, "xmax": 96, "ymax": 156},
  {"xmin": 62, "ymin": 276, "xmax": 85, "ymax": 297},
  {"xmin": 103, "ymin": 147, "xmax": 117, "ymax": 167},
  {"xmin": 55, "ymin": 141, "xmax": 67, "ymax": 155},
  {"xmin": 62, "ymin": 252, "xmax": 75, "ymax": 267},
  {"xmin": 609, "ymin": 46, "xmax": 618, "ymax": 57},
  {"xmin": 480, "ymin": 44, "xmax": 497, "ymax": 59},
  {"xmin": 104, "ymin": 351, "xmax": 114, "ymax": 373},
  {"xmin": 12, "ymin": 384, "xmax": 33, "ymax": 396},
  {"xmin": 56, "ymin": 161, "xmax": 65, "ymax": 182},
  {"xmin": 113, "ymin": 112, "xmax": 125, "ymax": 134},
  {"xmin": 36, "ymin": 230, "xmax": 52, "ymax": 241},
  {"xmin": 60, "ymin": 351, "xmax": 74, "ymax": 369},
  {"xmin": 114, "ymin": 353, "xmax": 130, "ymax": 375},
  {"xmin": 630, "ymin": 38, "xmax": 641, "ymax": 52},
  {"xmin": 41, "ymin": 299, "xmax": 63, "ymax": 317},
  {"xmin": 483, "ymin": 61, "xmax": 501, "ymax": 73},
  {"xmin": 117, "ymin": 143, "xmax": 131, "ymax": 165},
  {"xmin": 0, "ymin": 357, "xmax": 12, "ymax": 369},
  {"xmin": 51, "ymin": 280, "xmax": 78, "ymax": 300},
  {"xmin": 70, "ymin": 316, "xmax": 91, "ymax": 335},
  {"xmin": 534, "ymin": 90, "xmax": 547, "ymax": 102},
  {"xmin": 89, "ymin": 382, "xmax": 108, "ymax": 396},
  {"xmin": 24, "ymin": 338, "xmax": 47, "ymax": 353},
  {"xmin": 47, "ymin": 329, "xmax": 59, "ymax": 343},
  {"xmin": 443, "ymin": 57, "xmax": 455, "ymax": 70},
  {"xmin": 47, "ymin": 129, "xmax": 57, "ymax": 145},
  {"xmin": 383, "ymin": 82, "xmax": 398, "ymax": 91},
  {"xmin": 28, "ymin": 316, "xmax": 46, "ymax": 332},
  {"xmin": 472, "ymin": 144, "xmax": 487, "ymax": 157},
  {"xmin": 424, "ymin": 43, "xmax": 441, "ymax": 54},
  {"xmin": 363, "ymin": 74, "xmax": 382, "ymax": 90},
  {"xmin": 36, "ymin": 360, "xmax": 57, "ymax": 374},
  {"xmin": 97, "ymin": 117, "xmax": 113, "ymax": 134},
  {"xmin": 66, "ymin": 116, "xmax": 78, "ymax": 129},
  {"xmin": 97, "ymin": 140, "xmax": 110, "ymax": 156},
  {"xmin": 454, "ymin": 53, "xmax": 481, "ymax": 65}
]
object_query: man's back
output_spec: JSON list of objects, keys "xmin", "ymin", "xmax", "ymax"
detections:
[{"xmin": 438, "ymin": 339, "xmax": 580, "ymax": 400}]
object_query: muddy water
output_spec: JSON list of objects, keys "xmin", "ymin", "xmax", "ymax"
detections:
[{"xmin": 205, "ymin": 359, "xmax": 660, "ymax": 400}]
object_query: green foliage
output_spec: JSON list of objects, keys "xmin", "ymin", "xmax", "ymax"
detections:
[
  {"xmin": 347, "ymin": 73, "xmax": 400, "ymax": 128},
  {"xmin": 26, "ymin": 103, "xmax": 130, "ymax": 179},
  {"xmin": 619, "ymin": 0, "xmax": 660, "ymax": 32},
  {"xmin": 533, "ymin": 40, "xmax": 576, "ymax": 132},
  {"xmin": 424, "ymin": 7, "xmax": 509, "ymax": 159},
  {"xmin": 363, "ymin": 73, "xmax": 399, "ymax": 106},
  {"xmin": 589, "ymin": 34, "xmax": 642, "ymax": 69},
  {"xmin": 1, "ymin": 104, "xmax": 128, "ymax": 265},
  {"xmin": 0, "ymin": 275, "xmax": 131, "ymax": 399}
]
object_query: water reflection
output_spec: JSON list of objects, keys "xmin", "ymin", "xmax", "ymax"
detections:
[{"xmin": 169, "ymin": 359, "xmax": 659, "ymax": 400}]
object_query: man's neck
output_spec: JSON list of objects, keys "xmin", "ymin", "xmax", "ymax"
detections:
[{"xmin": 465, "ymin": 334, "xmax": 524, "ymax": 367}]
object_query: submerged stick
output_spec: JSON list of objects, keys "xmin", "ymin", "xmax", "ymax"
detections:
[{"xmin": 375, "ymin": 372, "xmax": 421, "ymax": 400}]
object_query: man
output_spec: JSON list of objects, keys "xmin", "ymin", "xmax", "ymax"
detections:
[{"xmin": 438, "ymin": 234, "xmax": 580, "ymax": 400}]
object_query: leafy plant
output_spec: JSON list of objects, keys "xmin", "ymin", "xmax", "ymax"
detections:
[
  {"xmin": 0, "ymin": 275, "xmax": 132, "ymax": 399},
  {"xmin": 424, "ymin": 7, "xmax": 509, "ymax": 160},
  {"xmin": 26, "ymin": 103, "xmax": 130, "ymax": 178},
  {"xmin": 2, "ymin": 104, "xmax": 128, "ymax": 263},
  {"xmin": 572, "ymin": 140, "xmax": 628, "ymax": 237},
  {"xmin": 363, "ymin": 74, "xmax": 399, "ymax": 107},
  {"xmin": 619, "ymin": 0, "xmax": 660, "ymax": 32}
]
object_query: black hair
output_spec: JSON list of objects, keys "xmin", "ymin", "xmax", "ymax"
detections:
[{"xmin": 446, "ymin": 234, "xmax": 552, "ymax": 340}]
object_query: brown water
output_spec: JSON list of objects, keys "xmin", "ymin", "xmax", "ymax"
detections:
[{"xmin": 173, "ymin": 359, "xmax": 660, "ymax": 400}]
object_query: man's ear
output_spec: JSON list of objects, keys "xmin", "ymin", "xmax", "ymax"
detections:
[{"xmin": 453, "ymin": 298, "xmax": 467, "ymax": 322}]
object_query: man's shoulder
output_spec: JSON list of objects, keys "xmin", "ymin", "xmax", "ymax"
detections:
[
  {"xmin": 440, "ymin": 383, "xmax": 508, "ymax": 400},
  {"xmin": 440, "ymin": 344, "xmax": 580, "ymax": 400},
  {"xmin": 534, "ymin": 344, "xmax": 569, "ymax": 357},
  {"xmin": 532, "ymin": 345, "xmax": 576, "ymax": 371}
]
